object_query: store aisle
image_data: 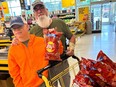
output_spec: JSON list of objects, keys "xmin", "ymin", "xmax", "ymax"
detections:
[
  {"xmin": 68, "ymin": 24, "xmax": 116, "ymax": 64},
  {"xmin": 67, "ymin": 28, "xmax": 116, "ymax": 87},
  {"xmin": 74, "ymin": 28, "xmax": 116, "ymax": 62},
  {"xmin": 68, "ymin": 24, "xmax": 116, "ymax": 65},
  {"xmin": 102, "ymin": 24, "xmax": 115, "ymax": 33}
]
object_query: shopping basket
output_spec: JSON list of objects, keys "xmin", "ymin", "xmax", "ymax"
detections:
[{"xmin": 37, "ymin": 55, "xmax": 80, "ymax": 87}]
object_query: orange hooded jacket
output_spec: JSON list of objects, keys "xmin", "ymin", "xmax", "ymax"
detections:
[{"xmin": 8, "ymin": 35, "xmax": 49, "ymax": 87}]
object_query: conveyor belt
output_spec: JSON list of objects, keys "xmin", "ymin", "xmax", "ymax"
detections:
[{"xmin": 1, "ymin": 38, "xmax": 15, "ymax": 80}]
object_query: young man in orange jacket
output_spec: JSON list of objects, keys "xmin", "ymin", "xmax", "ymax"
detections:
[{"xmin": 8, "ymin": 16, "xmax": 63, "ymax": 87}]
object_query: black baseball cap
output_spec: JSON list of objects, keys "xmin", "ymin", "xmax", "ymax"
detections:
[
  {"xmin": 32, "ymin": 0, "xmax": 44, "ymax": 10},
  {"xmin": 10, "ymin": 16, "xmax": 24, "ymax": 28}
]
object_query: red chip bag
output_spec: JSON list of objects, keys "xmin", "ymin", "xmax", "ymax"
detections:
[
  {"xmin": 73, "ymin": 73, "xmax": 98, "ymax": 87},
  {"xmin": 97, "ymin": 50, "xmax": 116, "ymax": 70},
  {"xmin": 43, "ymin": 28, "xmax": 63, "ymax": 61}
]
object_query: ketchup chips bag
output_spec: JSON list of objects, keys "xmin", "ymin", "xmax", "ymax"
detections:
[
  {"xmin": 73, "ymin": 51, "xmax": 116, "ymax": 87},
  {"xmin": 43, "ymin": 28, "xmax": 63, "ymax": 61}
]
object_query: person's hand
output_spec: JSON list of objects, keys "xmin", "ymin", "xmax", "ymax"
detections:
[
  {"xmin": 66, "ymin": 47, "xmax": 74, "ymax": 56},
  {"xmin": 11, "ymin": 37, "xmax": 19, "ymax": 46},
  {"xmin": 66, "ymin": 42, "xmax": 75, "ymax": 56}
]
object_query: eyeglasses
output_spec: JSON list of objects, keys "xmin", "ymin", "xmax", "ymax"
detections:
[
  {"xmin": 11, "ymin": 25, "xmax": 23, "ymax": 31},
  {"xmin": 33, "ymin": 4, "xmax": 45, "ymax": 12}
]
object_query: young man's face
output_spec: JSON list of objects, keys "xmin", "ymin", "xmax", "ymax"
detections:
[{"xmin": 11, "ymin": 24, "xmax": 28, "ymax": 39}]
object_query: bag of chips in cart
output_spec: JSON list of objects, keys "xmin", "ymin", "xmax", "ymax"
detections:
[
  {"xmin": 43, "ymin": 28, "xmax": 63, "ymax": 61},
  {"xmin": 97, "ymin": 50, "xmax": 116, "ymax": 70},
  {"xmin": 96, "ymin": 50, "xmax": 116, "ymax": 86},
  {"xmin": 73, "ymin": 51, "xmax": 116, "ymax": 87},
  {"xmin": 78, "ymin": 58, "xmax": 108, "ymax": 87},
  {"xmin": 73, "ymin": 73, "xmax": 100, "ymax": 87}
]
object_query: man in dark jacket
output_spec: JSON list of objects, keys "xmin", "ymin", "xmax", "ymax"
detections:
[{"xmin": 30, "ymin": 0, "xmax": 76, "ymax": 87}]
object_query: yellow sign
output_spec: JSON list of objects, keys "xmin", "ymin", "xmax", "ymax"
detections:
[
  {"xmin": 0, "ymin": 10, "xmax": 4, "ymax": 21},
  {"xmin": 2, "ymin": 2, "xmax": 9, "ymax": 14},
  {"xmin": 62, "ymin": 0, "xmax": 75, "ymax": 8},
  {"xmin": 78, "ymin": 6, "xmax": 89, "ymax": 21}
]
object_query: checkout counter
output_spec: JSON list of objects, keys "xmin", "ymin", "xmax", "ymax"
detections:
[
  {"xmin": 0, "ymin": 37, "xmax": 10, "ymax": 73},
  {"xmin": 0, "ymin": 37, "xmax": 14, "ymax": 87}
]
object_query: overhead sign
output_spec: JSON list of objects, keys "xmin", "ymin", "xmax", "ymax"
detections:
[
  {"xmin": 19, "ymin": 0, "xmax": 25, "ymax": 9},
  {"xmin": 62, "ymin": 0, "xmax": 75, "ymax": 8},
  {"xmin": 19, "ymin": 0, "xmax": 30, "ymax": 10},
  {"xmin": 78, "ymin": 6, "xmax": 89, "ymax": 21},
  {"xmin": 80, "ymin": 0, "xmax": 86, "ymax": 1},
  {"xmin": 1, "ymin": 2, "xmax": 9, "ymax": 14}
]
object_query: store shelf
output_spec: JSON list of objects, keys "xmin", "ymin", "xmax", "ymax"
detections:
[
  {"xmin": 59, "ymin": 16, "xmax": 75, "ymax": 19},
  {"xmin": 58, "ymin": 13, "xmax": 75, "ymax": 19},
  {"xmin": 54, "ymin": 12, "xmax": 75, "ymax": 16},
  {"xmin": 50, "ymin": 10, "xmax": 75, "ymax": 20}
]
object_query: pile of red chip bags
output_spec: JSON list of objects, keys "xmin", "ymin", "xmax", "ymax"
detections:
[
  {"xmin": 43, "ymin": 28, "xmax": 63, "ymax": 61},
  {"xmin": 73, "ymin": 50, "xmax": 116, "ymax": 87}
]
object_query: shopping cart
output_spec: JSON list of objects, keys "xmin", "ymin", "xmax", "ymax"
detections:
[
  {"xmin": 37, "ymin": 55, "xmax": 80, "ymax": 87},
  {"xmin": 72, "ymin": 51, "xmax": 116, "ymax": 87}
]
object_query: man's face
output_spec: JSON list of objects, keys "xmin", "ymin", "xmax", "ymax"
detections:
[
  {"xmin": 33, "ymin": 4, "xmax": 51, "ymax": 28},
  {"xmin": 11, "ymin": 24, "xmax": 28, "ymax": 39},
  {"xmin": 33, "ymin": 4, "xmax": 48, "ymax": 19}
]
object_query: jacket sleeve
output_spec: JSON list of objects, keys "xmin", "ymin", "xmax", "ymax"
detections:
[{"xmin": 8, "ymin": 51, "xmax": 24, "ymax": 87}]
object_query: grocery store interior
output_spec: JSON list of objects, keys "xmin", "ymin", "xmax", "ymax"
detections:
[{"xmin": 0, "ymin": 0, "xmax": 116, "ymax": 87}]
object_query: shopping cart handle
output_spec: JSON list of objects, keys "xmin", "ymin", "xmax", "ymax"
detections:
[
  {"xmin": 72, "ymin": 55, "xmax": 80, "ymax": 62},
  {"xmin": 37, "ymin": 64, "xmax": 51, "ymax": 78},
  {"xmin": 37, "ymin": 54, "xmax": 80, "ymax": 78},
  {"xmin": 63, "ymin": 50, "xmax": 80, "ymax": 62}
]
